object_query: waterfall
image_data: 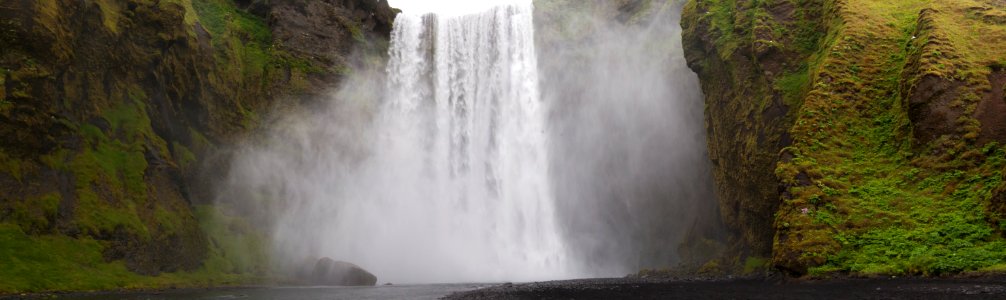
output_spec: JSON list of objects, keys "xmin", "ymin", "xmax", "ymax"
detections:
[
  {"xmin": 228, "ymin": 2, "xmax": 573, "ymax": 284},
  {"xmin": 354, "ymin": 2, "xmax": 568, "ymax": 282},
  {"xmin": 221, "ymin": 0, "xmax": 719, "ymax": 285}
]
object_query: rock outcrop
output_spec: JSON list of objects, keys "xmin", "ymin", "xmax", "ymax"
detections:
[
  {"xmin": 684, "ymin": 0, "xmax": 1006, "ymax": 275},
  {"xmin": 682, "ymin": 0, "xmax": 821, "ymax": 268},
  {"xmin": 309, "ymin": 257, "xmax": 378, "ymax": 286}
]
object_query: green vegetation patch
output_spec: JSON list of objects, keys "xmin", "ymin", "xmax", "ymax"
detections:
[
  {"xmin": 0, "ymin": 223, "xmax": 136, "ymax": 293},
  {"xmin": 809, "ymin": 152, "xmax": 1006, "ymax": 275},
  {"xmin": 195, "ymin": 205, "xmax": 270, "ymax": 276},
  {"xmin": 172, "ymin": 142, "xmax": 197, "ymax": 171},
  {"xmin": 0, "ymin": 149, "xmax": 23, "ymax": 182},
  {"xmin": 53, "ymin": 93, "xmax": 169, "ymax": 239},
  {"xmin": 0, "ymin": 222, "xmax": 262, "ymax": 294},
  {"xmin": 93, "ymin": 0, "xmax": 123, "ymax": 34},
  {"xmin": 698, "ymin": 0, "xmax": 740, "ymax": 59},
  {"xmin": 0, "ymin": 0, "xmax": 325, "ymax": 294},
  {"xmin": 190, "ymin": 0, "xmax": 331, "ymax": 126},
  {"xmin": 743, "ymin": 256, "xmax": 771, "ymax": 274},
  {"xmin": 5, "ymin": 193, "xmax": 60, "ymax": 234},
  {"xmin": 771, "ymin": 0, "xmax": 1006, "ymax": 276},
  {"xmin": 69, "ymin": 143, "xmax": 150, "ymax": 239},
  {"xmin": 192, "ymin": 0, "xmax": 272, "ymax": 72},
  {"xmin": 776, "ymin": 66, "xmax": 812, "ymax": 107}
]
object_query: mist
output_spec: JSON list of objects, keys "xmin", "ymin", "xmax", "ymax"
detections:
[
  {"xmin": 215, "ymin": 0, "xmax": 721, "ymax": 284},
  {"xmin": 536, "ymin": 0, "xmax": 722, "ymax": 276}
]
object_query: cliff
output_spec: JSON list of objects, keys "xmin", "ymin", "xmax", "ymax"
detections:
[
  {"xmin": 0, "ymin": 0, "xmax": 394, "ymax": 293},
  {"xmin": 683, "ymin": 0, "xmax": 1006, "ymax": 275}
]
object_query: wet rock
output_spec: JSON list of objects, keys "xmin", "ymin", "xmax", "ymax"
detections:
[
  {"xmin": 310, "ymin": 257, "xmax": 377, "ymax": 286},
  {"xmin": 265, "ymin": 0, "xmax": 396, "ymax": 93}
]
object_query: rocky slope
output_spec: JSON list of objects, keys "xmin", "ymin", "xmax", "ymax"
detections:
[
  {"xmin": 683, "ymin": 0, "xmax": 1006, "ymax": 275},
  {"xmin": 0, "ymin": 0, "xmax": 394, "ymax": 293}
]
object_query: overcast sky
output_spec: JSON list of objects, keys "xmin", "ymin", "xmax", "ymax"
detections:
[{"xmin": 387, "ymin": 0, "xmax": 529, "ymax": 16}]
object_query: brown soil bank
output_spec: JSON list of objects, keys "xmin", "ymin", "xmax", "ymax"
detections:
[{"xmin": 682, "ymin": 0, "xmax": 1006, "ymax": 276}]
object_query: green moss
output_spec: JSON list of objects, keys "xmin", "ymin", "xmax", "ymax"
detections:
[
  {"xmin": 191, "ymin": 0, "xmax": 229, "ymax": 38},
  {"xmin": 68, "ymin": 147, "xmax": 150, "ymax": 239},
  {"xmin": 79, "ymin": 171, "xmax": 142, "ymax": 232},
  {"xmin": 237, "ymin": 104, "xmax": 260, "ymax": 130},
  {"xmin": 0, "ymin": 149, "xmax": 23, "ymax": 182},
  {"xmin": 0, "ymin": 71, "xmax": 7, "ymax": 109},
  {"xmin": 4, "ymin": 94, "xmax": 268, "ymax": 290},
  {"xmin": 701, "ymin": 0, "xmax": 740, "ymax": 59},
  {"xmin": 0, "ymin": 222, "xmax": 261, "ymax": 294},
  {"xmin": 0, "ymin": 0, "xmax": 343, "ymax": 293},
  {"xmin": 980, "ymin": 264, "xmax": 1006, "ymax": 273},
  {"xmin": 172, "ymin": 142, "xmax": 197, "ymax": 170},
  {"xmin": 810, "ymin": 156, "xmax": 1006, "ymax": 275},
  {"xmin": 0, "ymin": 222, "xmax": 132, "ymax": 293},
  {"xmin": 682, "ymin": 0, "xmax": 829, "ymax": 265},
  {"xmin": 195, "ymin": 205, "xmax": 269, "ymax": 275},
  {"xmin": 104, "ymin": 88, "xmax": 171, "ymax": 153},
  {"xmin": 163, "ymin": 0, "xmax": 198, "ymax": 26},
  {"xmin": 743, "ymin": 256, "xmax": 770, "ymax": 274},
  {"xmin": 7, "ymin": 193, "xmax": 60, "ymax": 234},
  {"xmin": 79, "ymin": 124, "xmax": 104, "ymax": 143},
  {"xmin": 86, "ymin": 130, "xmax": 149, "ymax": 196},
  {"xmin": 268, "ymin": 50, "xmax": 328, "ymax": 93},
  {"xmin": 192, "ymin": 0, "xmax": 273, "ymax": 72},
  {"xmin": 105, "ymin": 90, "xmax": 148, "ymax": 138},
  {"xmin": 50, "ymin": 95, "xmax": 175, "ymax": 240},
  {"xmin": 792, "ymin": 3, "xmax": 825, "ymax": 53},
  {"xmin": 154, "ymin": 207, "xmax": 183, "ymax": 234},
  {"xmin": 188, "ymin": 127, "xmax": 213, "ymax": 153},
  {"xmin": 272, "ymin": 50, "xmax": 325, "ymax": 74},
  {"xmin": 770, "ymin": 0, "xmax": 1006, "ymax": 276},
  {"xmin": 339, "ymin": 17, "xmax": 366, "ymax": 43},
  {"xmin": 190, "ymin": 0, "xmax": 310, "ymax": 124},
  {"xmin": 93, "ymin": 0, "xmax": 123, "ymax": 34},
  {"xmin": 776, "ymin": 67, "xmax": 811, "ymax": 107}
]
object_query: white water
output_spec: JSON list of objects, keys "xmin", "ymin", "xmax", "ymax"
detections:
[
  {"xmin": 233, "ymin": 2, "xmax": 572, "ymax": 284},
  {"xmin": 349, "ymin": 3, "xmax": 569, "ymax": 282},
  {"xmin": 387, "ymin": 0, "xmax": 526, "ymax": 16}
]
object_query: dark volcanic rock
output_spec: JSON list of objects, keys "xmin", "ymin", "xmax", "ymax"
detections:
[
  {"xmin": 265, "ymin": 0, "xmax": 396, "ymax": 94},
  {"xmin": 310, "ymin": 257, "xmax": 378, "ymax": 286},
  {"xmin": 445, "ymin": 277, "xmax": 1006, "ymax": 300}
]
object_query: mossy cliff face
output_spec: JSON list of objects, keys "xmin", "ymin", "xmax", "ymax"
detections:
[
  {"xmin": 682, "ymin": 0, "xmax": 826, "ymax": 270},
  {"xmin": 684, "ymin": 0, "xmax": 1006, "ymax": 275},
  {"xmin": 0, "ymin": 0, "xmax": 393, "ymax": 293}
]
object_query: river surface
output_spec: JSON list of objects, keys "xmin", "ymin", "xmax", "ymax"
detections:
[{"xmin": 50, "ymin": 284, "xmax": 487, "ymax": 300}]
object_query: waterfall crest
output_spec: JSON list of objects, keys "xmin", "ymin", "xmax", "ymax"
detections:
[{"xmin": 356, "ymin": 3, "xmax": 569, "ymax": 282}]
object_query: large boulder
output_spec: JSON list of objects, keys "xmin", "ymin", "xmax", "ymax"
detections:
[{"xmin": 309, "ymin": 258, "xmax": 377, "ymax": 286}]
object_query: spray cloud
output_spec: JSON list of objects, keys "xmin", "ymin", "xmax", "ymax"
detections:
[{"xmin": 218, "ymin": 0, "xmax": 721, "ymax": 283}]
